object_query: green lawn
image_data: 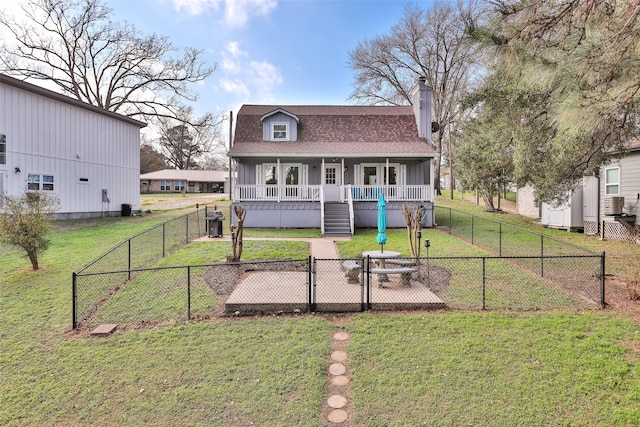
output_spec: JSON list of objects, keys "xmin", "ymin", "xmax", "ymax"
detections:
[{"xmin": 1, "ymin": 203, "xmax": 640, "ymax": 425}]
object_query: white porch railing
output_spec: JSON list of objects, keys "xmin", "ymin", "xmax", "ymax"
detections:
[
  {"xmin": 235, "ymin": 185, "xmax": 322, "ymax": 201},
  {"xmin": 344, "ymin": 185, "xmax": 432, "ymax": 202},
  {"xmin": 234, "ymin": 184, "xmax": 431, "ymax": 202}
]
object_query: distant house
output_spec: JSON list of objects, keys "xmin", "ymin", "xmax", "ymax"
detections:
[
  {"xmin": 140, "ymin": 169, "xmax": 229, "ymax": 193},
  {"xmin": 227, "ymin": 78, "xmax": 438, "ymax": 236},
  {"xmin": 0, "ymin": 73, "xmax": 146, "ymax": 219},
  {"xmin": 517, "ymin": 141, "xmax": 640, "ymax": 242},
  {"xmin": 585, "ymin": 141, "xmax": 640, "ymax": 242}
]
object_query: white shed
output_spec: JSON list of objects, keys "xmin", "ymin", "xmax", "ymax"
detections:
[
  {"xmin": 0, "ymin": 74, "xmax": 146, "ymax": 219},
  {"xmin": 540, "ymin": 188, "xmax": 584, "ymax": 231}
]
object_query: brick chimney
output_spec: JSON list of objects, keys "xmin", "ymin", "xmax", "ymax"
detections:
[{"xmin": 410, "ymin": 77, "xmax": 433, "ymax": 146}]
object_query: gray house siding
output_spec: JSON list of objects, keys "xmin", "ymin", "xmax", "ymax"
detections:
[
  {"xmin": 592, "ymin": 149, "xmax": 640, "ymax": 241},
  {"xmin": 600, "ymin": 152, "xmax": 640, "ymax": 223},
  {"xmin": 353, "ymin": 201, "xmax": 434, "ymax": 228},
  {"xmin": 240, "ymin": 202, "xmax": 320, "ymax": 228},
  {"xmin": 261, "ymin": 113, "xmax": 298, "ymax": 141}
]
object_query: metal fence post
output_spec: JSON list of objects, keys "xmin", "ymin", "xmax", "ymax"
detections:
[
  {"xmin": 186, "ymin": 214, "xmax": 189, "ymax": 243},
  {"xmin": 540, "ymin": 235, "xmax": 544, "ymax": 277},
  {"xmin": 366, "ymin": 255, "xmax": 372, "ymax": 310},
  {"xmin": 187, "ymin": 266, "xmax": 191, "ymax": 320},
  {"xmin": 307, "ymin": 256, "xmax": 313, "ymax": 311},
  {"xmin": 128, "ymin": 239, "xmax": 131, "ymax": 280},
  {"xmin": 449, "ymin": 209, "xmax": 452, "ymax": 235},
  {"xmin": 361, "ymin": 261, "xmax": 366, "ymax": 312},
  {"xmin": 600, "ymin": 252, "xmax": 606, "ymax": 309},
  {"xmin": 162, "ymin": 223, "xmax": 166, "ymax": 257},
  {"xmin": 499, "ymin": 223, "xmax": 503, "ymax": 257},
  {"xmin": 482, "ymin": 257, "xmax": 486, "ymax": 310},
  {"xmin": 72, "ymin": 272, "xmax": 77, "ymax": 329},
  {"xmin": 311, "ymin": 257, "xmax": 317, "ymax": 311}
]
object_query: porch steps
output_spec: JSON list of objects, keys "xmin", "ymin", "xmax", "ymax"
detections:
[{"xmin": 324, "ymin": 203, "xmax": 351, "ymax": 237}]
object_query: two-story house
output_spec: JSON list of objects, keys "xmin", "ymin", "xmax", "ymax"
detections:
[{"xmin": 228, "ymin": 78, "xmax": 437, "ymax": 236}]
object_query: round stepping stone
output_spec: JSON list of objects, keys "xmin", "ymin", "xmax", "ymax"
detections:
[
  {"xmin": 327, "ymin": 394, "xmax": 347, "ymax": 409},
  {"xmin": 333, "ymin": 331, "xmax": 350, "ymax": 341},
  {"xmin": 327, "ymin": 409, "xmax": 348, "ymax": 424},
  {"xmin": 331, "ymin": 350, "xmax": 348, "ymax": 362},
  {"xmin": 330, "ymin": 375, "xmax": 350, "ymax": 386},
  {"xmin": 329, "ymin": 362, "xmax": 346, "ymax": 376}
]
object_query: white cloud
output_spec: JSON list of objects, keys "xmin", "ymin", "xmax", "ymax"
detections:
[
  {"xmin": 170, "ymin": 0, "xmax": 276, "ymax": 28},
  {"xmin": 217, "ymin": 42, "xmax": 283, "ymax": 103}
]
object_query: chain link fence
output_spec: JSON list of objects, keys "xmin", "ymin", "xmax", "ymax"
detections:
[
  {"xmin": 72, "ymin": 205, "xmax": 605, "ymax": 328},
  {"xmin": 72, "ymin": 209, "xmax": 208, "ymax": 327},
  {"xmin": 73, "ymin": 253, "xmax": 603, "ymax": 329}
]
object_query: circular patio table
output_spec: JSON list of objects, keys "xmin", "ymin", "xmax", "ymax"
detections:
[{"xmin": 362, "ymin": 250, "xmax": 401, "ymax": 286}]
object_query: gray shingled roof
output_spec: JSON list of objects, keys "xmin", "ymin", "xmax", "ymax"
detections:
[{"xmin": 229, "ymin": 104, "xmax": 437, "ymax": 158}]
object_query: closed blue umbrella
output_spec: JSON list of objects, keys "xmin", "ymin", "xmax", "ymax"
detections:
[{"xmin": 376, "ymin": 193, "xmax": 387, "ymax": 252}]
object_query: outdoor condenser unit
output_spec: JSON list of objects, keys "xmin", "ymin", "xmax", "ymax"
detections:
[{"xmin": 604, "ymin": 196, "xmax": 624, "ymax": 216}]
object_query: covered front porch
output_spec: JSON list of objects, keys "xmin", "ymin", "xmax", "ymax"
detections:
[
  {"xmin": 231, "ymin": 184, "xmax": 434, "ymax": 236},
  {"xmin": 233, "ymin": 184, "xmax": 432, "ymax": 203},
  {"xmin": 230, "ymin": 157, "xmax": 435, "ymax": 235}
]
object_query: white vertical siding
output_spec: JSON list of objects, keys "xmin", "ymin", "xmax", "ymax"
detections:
[{"xmin": 0, "ymin": 79, "xmax": 143, "ymax": 217}]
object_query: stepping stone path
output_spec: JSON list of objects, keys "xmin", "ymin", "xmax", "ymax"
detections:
[{"xmin": 326, "ymin": 329, "xmax": 351, "ymax": 424}]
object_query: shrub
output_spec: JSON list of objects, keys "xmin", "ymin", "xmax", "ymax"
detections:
[{"xmin": 0, "ymin": 191, "xmax": 59, "ymax": 270}]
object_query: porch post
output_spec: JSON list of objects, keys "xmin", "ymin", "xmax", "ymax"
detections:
[
  {"xmin": 430, "ymin": 158, "xmax": 435, "ymax": 201},
  {"xmin": 385, "ymin": 158, "xmax": 389, "ymax": 199},
  {"xmin": 277, "ymin": 158, "xmax": 281, "ymax": 202},
  {"xmin": 341, "ymin": 158, "xmax": 345, "ymax": 201}
]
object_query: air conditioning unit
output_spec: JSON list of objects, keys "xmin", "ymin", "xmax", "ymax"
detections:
[{"xmin": 604, "ymin": 196, "xmax": 624, "ymax": 216}]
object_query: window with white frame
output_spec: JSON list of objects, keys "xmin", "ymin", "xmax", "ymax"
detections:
[
  {"xmin": 271, "ymin": 123, "xmax": 288, "ymax": 141},
  {"xmin": 605, "ymin": 167, "xmax": 620, "ymax": 195},
  {"xmin": 160, "ymin": 180, "xmax": 171, "ymax": 191},
  {"xmin": 0, "ymin": 134, "xmax": 5, "ymax": 165},
  {"xmin": 27, "ymin": 174, "xmax": 40, "ymax": 190},
  {"xmin": 42, "ymin": 175, "xmax": 54, "ymax": 191},
  {"xmin": 174, "ymin": 180, "xmax": 185, "ymax": 191},
  {"xmin": 27, "ymin": 174, "xmax": 54, "ymax": 191}
]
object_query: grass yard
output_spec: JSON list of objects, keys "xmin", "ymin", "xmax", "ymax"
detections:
[
  {"xmin": 1, "ymin": 199, "xmax": 640, "ymax": 425},
  {"xmin": 346, "ymin": 312, "xmax": 640, "ymax": 426}
]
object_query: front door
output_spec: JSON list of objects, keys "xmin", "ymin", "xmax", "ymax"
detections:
[{"xmin": 323, "ymin": 164, "xmax": 341, "ymax": 202}]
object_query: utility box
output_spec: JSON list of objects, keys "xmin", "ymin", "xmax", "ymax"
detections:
[{"xmin": 206, "ymin": 211, "xmax": 225, "ymax": 237}]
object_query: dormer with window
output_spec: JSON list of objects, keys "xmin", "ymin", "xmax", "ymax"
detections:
[{"xmin": 260, "ymin": 108, "xmax": 299, "ymax": 142}]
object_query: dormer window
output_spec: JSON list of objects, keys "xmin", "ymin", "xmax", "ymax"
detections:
[
  {"xmin": 261, "ymin": 109, "xmax": 299, "ymax": 142},
  {"xmin": 272, "ymin": 123, "xmax": 289, "ymax": 141}
]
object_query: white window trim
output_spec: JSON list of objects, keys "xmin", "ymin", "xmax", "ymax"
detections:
[
  {"xmin": 271, "ymin": 122, "xmax": 289, "ymax": 141},
  {"xmin": 604, "ymin": 166, "xmax": 620, "ymax": 195},
  {"xmin": 27, "ymin": 173, "xmax": 55, "ymax": 191}
]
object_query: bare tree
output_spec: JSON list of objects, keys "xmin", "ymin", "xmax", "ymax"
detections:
[
  {"xmin": 157, "ymin": 107, "xmax": 225, "ymax": 170},
  {"xmin": 348, "ymin": 0, "xmax": 485, "ymax": 193},
  {"xmin": 0, "ymin": 0, "xmax": 214, "ymax": 124}
]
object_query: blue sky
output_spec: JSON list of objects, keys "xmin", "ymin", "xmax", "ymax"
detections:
[{"xmin": 101, "ymin": 0, "xmax": 437, "ymax": 117}]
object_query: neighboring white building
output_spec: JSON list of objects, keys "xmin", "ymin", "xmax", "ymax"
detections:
[{"xmin": 0, "ymin": 73, "xmax": 146, "ymax": 219}]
